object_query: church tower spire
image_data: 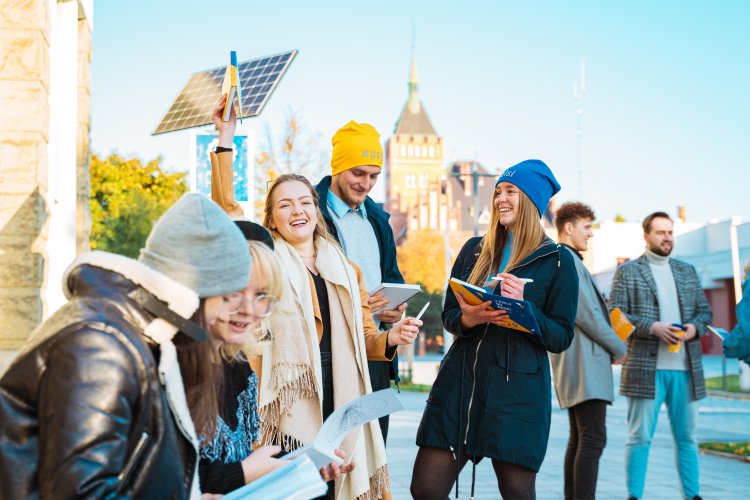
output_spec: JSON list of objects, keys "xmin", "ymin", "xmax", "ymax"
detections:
[{"xmin": 408, "ymin": 55, "xmax": 420, "ymax": 113}]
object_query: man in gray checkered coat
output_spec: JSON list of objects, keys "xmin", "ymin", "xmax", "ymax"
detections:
[{"xmin": 609, "ymin": 211, "xmax": 711, "ymax": 500}]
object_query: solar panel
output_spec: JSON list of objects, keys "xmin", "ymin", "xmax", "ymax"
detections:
[{"xmin": 152, "ymin": 50, "xmax": 298, "ymax": 135}]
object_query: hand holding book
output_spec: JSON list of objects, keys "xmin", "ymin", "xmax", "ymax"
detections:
[
  {"xmin": 455, "ymin": 292, "xmax": 510, "ymax": 330},
  {"xmin": 319, "ymin": 449, "xmax": 356, "ymax": 482},
  {"xmin": 449, "ymin": 278, "xmax": 541, "ymax": 335},
  {"xmin": 211, "ymin": 94, "xmax": 236, "ymax": 148}
]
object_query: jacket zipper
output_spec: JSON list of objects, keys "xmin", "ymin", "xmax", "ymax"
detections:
[
  {"xmin": 117, "ymin": 431, "xmax": 150, "ymax": 493},
  {"xmin": 463, "ymin": 324, "xmax": 489, "ymax": 445},
  {"xmin": 462, "ymin": 243, "xmax": 561, "ymax": 446}
]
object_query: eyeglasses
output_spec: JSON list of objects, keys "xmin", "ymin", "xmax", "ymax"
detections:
[{"xmin": 222, "ymin": 292, "xmax": 278, "ymax": 317}]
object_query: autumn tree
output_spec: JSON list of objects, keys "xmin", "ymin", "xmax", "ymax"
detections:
[
  {"xmin": 396, "ymin": 230, "xmax": 449, "ymax": 350},
  {"xmin": 90, "ymin": 153, "xmax": 187, "ymax": 258},
  {"xmin": 396, "ymin": 230, "xmax": 447, "ymax": 294},
  {"xmin": 253, "ymin": 108, "xmax": 329, "ymax": 219}
]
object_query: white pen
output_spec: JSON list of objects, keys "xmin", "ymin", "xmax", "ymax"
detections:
[
  {"xmin": 490, "ymin": 276, "xmax": 534, "ymax": 283},
  {"xmin": 413, "ymin": 302, "xmax": 430, "ymax": 322}
]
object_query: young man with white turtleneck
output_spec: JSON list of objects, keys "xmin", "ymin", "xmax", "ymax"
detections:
[{"xmin": 609, "ymin": 212, "xmax": 712, "ymax": 500}]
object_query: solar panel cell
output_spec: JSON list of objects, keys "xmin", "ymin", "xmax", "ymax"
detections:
[{"xmin": 152, "ymin": 50, "xmax": 297, "ymax": 135}]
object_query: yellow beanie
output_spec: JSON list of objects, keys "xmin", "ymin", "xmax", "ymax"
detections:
[{"xmin": 331, "ymin": 121, "xmax": 383, "ymax": 176}]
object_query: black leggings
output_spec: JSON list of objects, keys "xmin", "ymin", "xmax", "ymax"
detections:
[{"xmin": 411, "ymin": 446, "xmax": 537, "ymax": 499}]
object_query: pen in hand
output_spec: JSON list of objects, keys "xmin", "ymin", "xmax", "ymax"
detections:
[
  {"xmin": 414, "ymin": 302, "xmax": 430, "ymax": 322},
  {"xmin": 490, "ymin": 276, "xmax": 534, "ymax": 283}
]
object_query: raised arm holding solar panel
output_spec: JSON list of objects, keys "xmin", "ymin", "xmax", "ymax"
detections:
[{"xmin": 212, "ymin": 94, "xmax": 237, "ymax": 149}]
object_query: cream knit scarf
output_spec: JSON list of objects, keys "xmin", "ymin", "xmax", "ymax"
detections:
[{"xmin": 258, "ymin": 238, "xmax": 389, "ymax": 499}]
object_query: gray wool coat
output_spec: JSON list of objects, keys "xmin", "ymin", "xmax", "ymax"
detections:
[
  {"xmin": 550, "ymin": 246, "xmax": 628, "ymax": 409},
  {"xmin": 608, "ymin": 254, "xmax": 712, "ymax": 401}
]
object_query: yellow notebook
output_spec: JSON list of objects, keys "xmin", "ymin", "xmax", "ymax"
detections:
[
  {"xmin": 221, "ymin": 51, "xmax": 242, "ymax": 121},
  {"xmin": 610, "ymin": 307, "xmax": 635, "ymax": 341},
  {"xmin": 448, "ymin": 277, "xmax": 540, "ymax": 335}
]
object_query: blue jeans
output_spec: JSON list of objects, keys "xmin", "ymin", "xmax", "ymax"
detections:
[{"xmin": 625, "ymin": 370, "xmax": 699, "ymax": 499}]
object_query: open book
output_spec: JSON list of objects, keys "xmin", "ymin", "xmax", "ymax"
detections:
[
  {"xmin": 221, "ymin": 51, "xmax": 243, "ymax": 122},
  {"xmin": 449, "ymin": 277, "xmax": 541, "ymax": 335},
  {"xmin": 223, "ymin": 455, "xmax": 327, "ymax": 500},
  {"xmin": 609, "ymin": 307, "xmax": 635, "ymax": 341},
  {"xmin": 368, "ymin": 283, "xmax": 422, "ymax": 311},
  {"xmin": 282, "ymin": 389, "xmax": 403, "ymax": 469}
]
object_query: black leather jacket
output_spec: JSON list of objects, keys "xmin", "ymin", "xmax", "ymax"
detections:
[{"xmin": 0, "ymin": 260, "xmax": 199, "ymax": 499}]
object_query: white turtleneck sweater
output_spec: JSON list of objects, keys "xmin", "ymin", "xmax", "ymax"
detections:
[{"xmin": 646, "ymin": 248, "xmax": 689, "ymax": 371}]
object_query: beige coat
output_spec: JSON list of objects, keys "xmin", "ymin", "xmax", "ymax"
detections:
[{"xmin": 550, "ymin": 246, "xmax": 628, "ymax": 409}]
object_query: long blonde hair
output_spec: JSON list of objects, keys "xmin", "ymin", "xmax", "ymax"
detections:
[
  {"xmin": 467, "ymin": 188, "xmax": 546, "ymax": 286},
  {"xmin": 263, "ymin": 173, "xmax": 338, "ymax": 246}
]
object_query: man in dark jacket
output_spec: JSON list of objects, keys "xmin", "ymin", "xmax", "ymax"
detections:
[
  {"xmin": 609, "ymin": 211, "xmax": 711, "ymax": 500},
  {"xmin": 0, "ymin": 193, "xmax": 251, "ymax": 499},
  {"xmin": 315, "ymin": 120, "xmax": 405, "ymax": 443}
]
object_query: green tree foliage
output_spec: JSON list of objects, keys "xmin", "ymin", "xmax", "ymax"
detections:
[
  {"xmin": 404, "ymin": 287, "xmax": 446, "ymax": 352},
  {"xmin": 90, "ymin": 153, "xmax": 187, "ymax": 258}
]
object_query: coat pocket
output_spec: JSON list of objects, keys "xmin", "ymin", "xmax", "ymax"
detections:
[
  {"xmin": 592, "ymin": 339, "xmax": 604, "ymax": 357},
  {"xmin": 484, "ymin": 340, "xmax": 544, "ymax": 422}
]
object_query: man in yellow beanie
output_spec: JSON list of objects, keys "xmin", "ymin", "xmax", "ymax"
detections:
[{"xmin": 315, "ymin": 120, "xmax": 406, "ymax": 445}]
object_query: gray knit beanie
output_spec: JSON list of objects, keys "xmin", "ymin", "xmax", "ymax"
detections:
[{"xmin": 139, "ymin": 193, "xmax": 251, "ymax": 297}]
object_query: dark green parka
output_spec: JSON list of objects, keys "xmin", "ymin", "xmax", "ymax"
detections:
[{"xmin": 416, "ymin": 236, "xmax": 578, "ymax": 472}]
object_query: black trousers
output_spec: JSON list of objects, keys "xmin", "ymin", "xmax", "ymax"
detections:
[{"xmin": 564, "ymin": 399, "xmax": 607, "ymax": 500}]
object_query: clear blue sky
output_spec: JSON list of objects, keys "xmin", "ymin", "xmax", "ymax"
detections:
[{"xmin": 91, "ymin": 0, "xmax": 750, "ymax": 223}]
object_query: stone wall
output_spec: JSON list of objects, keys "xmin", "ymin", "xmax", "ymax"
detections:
[
  {"xmin": 0, "ymin": 0, "xmax": 51, "ymax": 352},
  {"xmin": 76, "ymin": 18, "xmax": 91, "ymax": 254},
  {"xmin": 0, "ymin": 1, "xmax": 92, "ymax": 372}
]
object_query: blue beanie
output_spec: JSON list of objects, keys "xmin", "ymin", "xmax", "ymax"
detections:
[{"xmin": 496, "ymin": 160, "xmax": 561, "ymax": 216}]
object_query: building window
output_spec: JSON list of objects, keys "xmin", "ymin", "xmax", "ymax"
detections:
[
  {"xmin": 428, "ymin": 145, "xmax": 435, "ymax": 157},
  {"xmin": 419, "ymin": 175, "xmax": 428, "ymax": 188},
  {"xmin": 406, "ymin": 174, "xmax": 416, "ymax": 188},
  {"xmin": 415, "ymin": 146, "xmax": 421, "ymax": 158},
  {"xmin": 407, "ymin": 145, "xmax": 414, "ymax": 157},
  {"xmin": 422, "ymin": 146, "xmax": 428, "ymax": 157},
  {"xmin": 400, "ymin": 145, "xmax": 407, "ymax": 157}
]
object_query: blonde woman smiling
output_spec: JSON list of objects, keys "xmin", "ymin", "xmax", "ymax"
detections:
[{"xmin": 261, "ymin": 173, "xmax": 420, "ymax": 500}]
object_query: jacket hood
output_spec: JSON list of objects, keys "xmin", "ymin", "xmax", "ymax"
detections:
[{"xmin": 63, "ymin": 251, "xmax": 200, "ymax": 345}]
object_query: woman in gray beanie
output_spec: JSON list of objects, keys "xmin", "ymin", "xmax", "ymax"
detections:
[{"xmin": 0, "ymin": 193, "xmax": 259, "ymax": 499}]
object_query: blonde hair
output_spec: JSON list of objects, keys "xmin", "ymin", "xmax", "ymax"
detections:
[
  {"xmin": 220, "ymin": 240, "xmax": 285, "ymax": 362},
  {"xmin": 467, "ymin": 188, "xmax": 546, "ymax": 286},
  {"xmin": 263, "ymin": 173, "xmax": 338, "ymax": 246}
]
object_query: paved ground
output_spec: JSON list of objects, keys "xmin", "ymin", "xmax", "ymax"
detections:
[{"xmin": 387, "ymin": 356, "xmax": 750, "ymax": 499}]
